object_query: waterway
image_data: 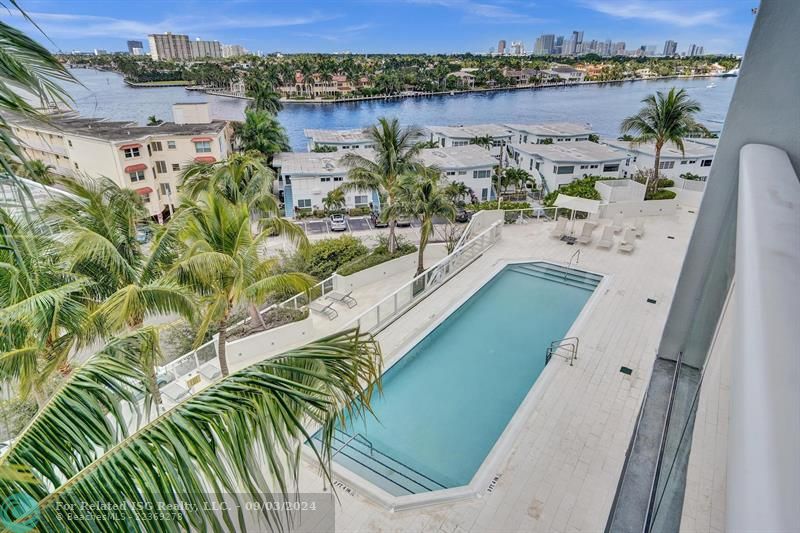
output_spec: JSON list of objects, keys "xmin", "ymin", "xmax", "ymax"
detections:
[{"xmin": 67, "ymin": 68, "xmax": 735, "ymax": 151}]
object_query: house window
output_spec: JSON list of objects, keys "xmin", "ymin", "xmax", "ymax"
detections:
[
  {"xmin": 160, "ymin": 183, "xmax": 172, "ymax": 195},
  {"xmin": 354, "ymin": 195, "xmax": 369, "ymax": 206},
  {"xmin": 171, "ymin": 163, "xmax": 180, "ymax": 171},
  {"xmin": 680, "ymin": 160, "xmax": 688, "ymax": 165},
  {"xmin": 141, "ymin": 193, "xmax": 151, "ymax": 203},
  {"xmin": 151, "ymin": 141, "xmax": 163, "ymax": 152},
  {"xmin": 603, "ymin": 163, "xmax": 620, "ymax": 172},
  {"xmin": 297, "ymin": 198, "xmax": 311, "ymax": 208},
  {"xmin": 689, "ymin": 160, "xmax": 697, "ymax": 164},
  {"xmin": 320, "ymin": 177, "xmax": 331, "ymax": 182},
  {"xmin": 555, "ymin": 166, "xmax": 574, "ymax": 175},
  {"xmin": 453, "ymin": 140, "xmax": 469, "ymax": 147},
  {"xmin": 333, "ymin": 176, "xmax": 343, "ymax": 182},
  {"xmin": 446, "ymin": 171, "xmax": 456, "ymax": 176},
  {"xmin": 194, "ymin": 141, "xmax": 211, "ymax": 153},
  {"xmin": 155, "ymin": 161, "xmax": 167, "ymax": 173},
  {"xmin": 481, "ymin": 188, "xmax": 489, "ymax": 201},
  {"xmin": 701, "ymin": 159, "xmax": 712, "ymax": 167},
  {"xmin": 129, "ymin": 170, "xmax": 145, "ymax": 182},
  {"xmin": 123, "ymin": 147, "xmax": 140, "ymax": 158},
  {"xmin": 658, "ymin": 161, "xmax": 675, "ymax": 170},
  {"xmin": 458, "ymin": 170, "xmax": 466, "ymax": 175},
  {"xmin": 590, "ymin": 164, "xmax": 598, "ymax": 169},
  {"xmin": 68, "ymin": 140, "xmax": 73, "ymax": 147},
  {"xmin": 579, "ymin": 165, "xmax": 589, "ymax": 170},
  {"xmin": 473, "ymin": 169, "xmax": 491, "ymax": 179},
  {"xmin": 167, "ymin": 141, "xmax": 176, "ymax": 149},
  {"xmin": 74, "ymin": 162, "xmax": 79, "ymax": 170}
]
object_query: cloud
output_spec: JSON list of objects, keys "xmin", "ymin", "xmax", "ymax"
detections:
[
  {"xmin": 400, "ymin": 0, "xmax": 548, "ymax": 24},
  {"xmin": 583, "ymin": 1, "xmax": 726, "ymax": 28},
  {"xmin": 292, "ymin": 22, "xmax": 374, "ymax": 43}
]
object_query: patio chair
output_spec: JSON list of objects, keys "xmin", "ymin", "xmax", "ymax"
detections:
[
  {"xmin": 199, "ymin": 360, "xmax": 221, "ymax": 381},
  {"xmin": 597, "ymin": 226, "xmax": 615, "ymax": 249},
  {"xmin": 576, "ymin": 221, "xmax": 597, "ymax": 244},
  {"xmin": 631, "ymin": 218, "xmax": 646, "ymax": 238},
  {"xmin": 610, "ymin": 212, "xmax": 624, "ymax": 234},
  {"xmin": 618, "ymin": 228, "xmax": 637, "ymax": 253},
  {"xmin": 326, "ymin": 290, "xmax": 357, "ymax": 308},
  {"xmin": 550, "ymin": 217, "xmax": 568, "ymax": 238},
  {"xmin": 309, "ymin": 300, "xmax": 339, "ymax": 320},
  {"xmin": 161, "ymin": 381, "xmax": 190, "ymax": 403}
]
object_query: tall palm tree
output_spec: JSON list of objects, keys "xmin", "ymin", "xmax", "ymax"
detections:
[
  {"xmin": 620, "ymin": 87, "xmax": 702, "ymax": 194},
  {"xmin": 341, "ymin": 117, "xmax": 423, "ymax": 254},
  {"xmin": 322, "ymin": 187, "xmax": 346, "ymax": 213},
  {"xmin": 235, "ymin": 109, "xmax": 290, "ymax": 159},
  {"xmin": 443, "ymin": 181, "xmax": 471, "ymax": 205},
  {"xmin": 15, "ymin": 159, "xmax": 55, "ymax": 185},
  {"xmin": 388, "ymin": 170, "xmax": 456, "ymax": 276},
  {"xmin": 0, "ymin": 327, "xmax": 382, "ymax": 531},
  {"xmin": 246, "ymin": 77, "xmax": 283, "ymax": 114},
  {"xmin": 173, "ymin": 193, "xmax": 315, "ymax": 376}
]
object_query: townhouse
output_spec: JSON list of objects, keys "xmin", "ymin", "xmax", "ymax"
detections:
[
  {"xmin": 7, "ymin": 103, "xmax": 233, "ymax": 221},
  {"xmin": 600, "ymin": 138, "xmax": 716, "ymax": 180},
  {"xmin": 504, "ymin": 122, "xmax": 595, "ymax": 144},
  {"xmin": 509, "ymin": 141, "xmax": 626, "ymax": 192},
  {"xmin": 423, "ymin": 124, "xmax": 514, "ymax": 158},
  {"xmin": 303, "ymin": 128, "xmax": 377, "ymax": 152},
  {"xmin": 417, "ymin": 145, "xmax": 499, "ymax": 201}
]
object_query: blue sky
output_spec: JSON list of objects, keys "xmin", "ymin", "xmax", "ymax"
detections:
[{"xmin": 6, "ymin": 0, "xmax": 756, "ymax": 55}]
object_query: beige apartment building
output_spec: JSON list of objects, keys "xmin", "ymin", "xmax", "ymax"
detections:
[
  {"xmin": 7, "ymin": 103, "xmax": 233, "ymax": 221},
  {"xmin": 148, "ymin": 33, "xmax": 192, "ymax": 61}
]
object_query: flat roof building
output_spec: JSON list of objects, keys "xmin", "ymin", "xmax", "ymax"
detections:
[
  {"xmin": 600, "ymin": 138, "xmax": 716, "ymax": 180},
  {"xmin": 148, "ymin": 33, "xmax": 192, "ymax": 61},
  {"xmin": 418, "ymin": 145, "xmax": 499, "ymax": 201},
  {"xmin": 504, "ymin": 122, "xmax": 595, "ymax": 144},
  {"xmin": 303, "ymin": 128, "xmax": 376, "ymax": 152}
]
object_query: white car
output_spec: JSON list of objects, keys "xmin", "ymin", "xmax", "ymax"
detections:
[{"xmin": 329, "ymin": 214, "xmax": 347, "ymax": 232}]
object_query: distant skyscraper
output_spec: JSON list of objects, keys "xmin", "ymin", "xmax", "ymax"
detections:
[
  {"xmin": 511, "ymin": 41, "xmax": 524, "ymax": 56},
  {"xmin": 613, "ymin": 42, "xmax": 626, "ymax": 55},
  {"xmin": 554, "ymin": 36, "xmax": 564, "ymax": 55},
  {"xmin": 222, "ymin": 44, "xmax": 245, "ymax": 58},
  {"xmin": 687, "ymin": 43, "xmax": 704, "ymax": 57},
  {"xmin": 533, "ymin": 33, "xmax": 555, "ymax": 55},
  {"xmin": 663, "ymin": 40, "xmax": 678, "ymax": 56},
  {"xmin": 190, "ymin": 38, "xmax": 223, "ymax": 59},
  {"xmin": 497, "ymin": 40, "xmax": 506, "ymax": 55},
  {"xmin": 148, "ymin": 33, "xmax": 192, "ymax": 61},
  {"xmin": 127, "ymin": 40, "xmax": 144, "ymax": 56}
]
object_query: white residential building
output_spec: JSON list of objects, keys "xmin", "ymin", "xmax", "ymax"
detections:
[
  {"xmin": 509, "ymin": 140, "xmax": 626, "ymax": 192},
  {"xmin": 6, "ymin": 103, "xmax": 233, "ymax": 221},
  {"xmin": 303, "ymin": 128, "xmax": 377, "ymax": 152},
  {"xmin": 543, "ymin": 65, "xmax": 586, "ymax": 82},
  {"xmin": 504, "ymin": 122, "xmax": 595, "ymax": 144},
  {"xmin": 424, "ymin": 124, "xmax": 513, "ymax": 158},
  {"xmin": 600, "ymin": 138, "xmax": 716, "ymax": 180},
  {"xmin": 417, "ymin": 145, "xmax": 499, "ymax": 202}
]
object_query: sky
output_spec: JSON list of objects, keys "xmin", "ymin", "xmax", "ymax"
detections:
[{"xmin": 5, "ymin": 0, "xmax": 757, "ymax": 55}]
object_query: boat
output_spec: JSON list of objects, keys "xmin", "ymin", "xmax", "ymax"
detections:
[{"xmin": 720, "ymin": 67, "xmax": 740, "ymax": 78}]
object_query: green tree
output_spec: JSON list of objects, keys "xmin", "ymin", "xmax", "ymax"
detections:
[
  {"xmin": 0, "ymin": 327, "xmax": 382, "ymax": 531},
  {"xmin": 620, "ymin": 87, "xmax": 702, "ymax": 194},
  {"xmin": 146, "ymin": 115, "xmax": 163, "ymax": 126},
  {"xmin": 15, "ymin": 159, "xmax": 55, "ymax": 185},
  {"xmin": 247, "ymin": 77, "xmax": 283, "ymax": 114},
  {"xmin": 443, "ymin": 181, "xmax": 471, "ymax": 205},
  {"xmin": 322, "ymin": 187, "xmax": 346, "ymax": 213},
  {"xmin": 341, "ymin": 117, "xmax": 423, "ymax": 254},
  {"xmin": 235, "ymin": 109, "xmax": 290, "ymax": 158},
  {"xmin": 173, "ymin": 193, "xmax": 315, "ymax": 376}
]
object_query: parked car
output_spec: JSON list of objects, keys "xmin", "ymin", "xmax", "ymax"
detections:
[
  {"xmin": 329, "ymin": 213, "xmax": 347, "ymax": 231},
  {"xmin": 370, "ymin": 210, "xmax": 388, "ymax": 228},
  {"xmin": 455, "ymin": 208, "xmax": 472, "ymax": 223},
  {"xmin": 395, "ymin": 215, "xmax": 413, "ymax": 227},
  {"xmin": 135, "ymin": 225, "xmax": 153, "ymax": 244}
]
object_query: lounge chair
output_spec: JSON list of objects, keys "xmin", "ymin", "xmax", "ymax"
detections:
[
  {"xmin": 576, "ymin": 221, "xmax": 597, "ymax": 244},
  {"xmin": 597, "ymin": 226, "xmax": 615, "ymax": 249},
  {"xmin": 161, "ymin": 381, "xmax": 190, "ymax": 403},
  {"xmin": 550, "ymin": 217, "xmax": 568, "ymax": 238},
  {"xmin": 632, "ymin": 218, "xmax": 645, "ymax": 238},
  {"xmin": 326, "ymin": 290, "xmax": 357, "ymax": 308},
  {"xmin": 309, "ymin": 300, "xmax": 338, "ymax": 320},
  {"xmin": 618, "ymin": 228, "xmax": 637, "ymax": 253},
  {"xmin": 199, "ymin": 360, "xmax": 221, "ymax": 381},
  {"xmin": 610, "ymin": 212, "xmax": 624, "ymax": 234}
]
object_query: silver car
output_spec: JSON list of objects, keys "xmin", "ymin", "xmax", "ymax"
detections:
[{"xmin": 329, "ymin": 214, "xmax": 347, "ymax": 231}]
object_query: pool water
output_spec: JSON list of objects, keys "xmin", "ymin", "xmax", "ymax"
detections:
[{"xmin": 316, "ymin": 262, "xmax": 601, "ymax": 496}]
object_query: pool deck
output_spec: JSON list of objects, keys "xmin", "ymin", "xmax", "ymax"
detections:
[{"xmin": 295, "ymin": 208, "xmax": 698, "ymax": 532}]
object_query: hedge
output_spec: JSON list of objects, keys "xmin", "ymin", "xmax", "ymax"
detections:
[
  {"xmin": 646, "ymin": 189, "xmax": 677, "ymax": 200},
  {"xmin": 465, "ymin": 200, "xmax": 530, "ymax": 212}
]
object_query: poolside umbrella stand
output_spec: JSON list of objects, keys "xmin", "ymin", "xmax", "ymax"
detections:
[{"xmin": 553, "ymin": 194, "xmax": 601, "ymax": 243}]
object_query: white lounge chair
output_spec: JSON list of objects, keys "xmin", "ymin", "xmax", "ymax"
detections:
[
  {"xmin": 550, "ymin": 217, "xmax": 568, "ymax": 238},
  {"xmin": 161, "ymin": 381, "xmax": 190, "ymax": 403},
  {"xmin": 610, "ymin": 212, "xmax": 624, "ymax": 234},
  {"xmin": 632, "ymin": 218, "xmax": 645, "ymax": 238},
  {"xmin": 597, "ymin": 226, "xmax": 615, "ymax": 249},
  {"xmin": 199, "ymin": 360, "xmax": 221, "ymax": 381},
  {"xmin": 309, "ymin": 300, "xmax": 338, "ymax": 320},
  {"xmin": 326, "ymin": 290, "xmax": 357, "ymax": 308},
  {"xmin": 619, "ymin": 228, "xmax": 637, "ymax": 253},
  {"xmin": 576, "ymin": 221, "xmax": 597, "ymax": 244}
]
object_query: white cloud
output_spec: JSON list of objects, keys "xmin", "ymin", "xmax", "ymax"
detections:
[
  {"xmin": 583, "ymin": 1, "xmax": 725, "ymax": 28},
  {"xmin": 400, "ymin": 0, "xmax": 548, "ymax": 24}
]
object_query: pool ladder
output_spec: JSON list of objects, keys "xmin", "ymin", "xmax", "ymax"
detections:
[{"xmin": 546, "ymin": 337, "xmax": 580, "ymax": 366}]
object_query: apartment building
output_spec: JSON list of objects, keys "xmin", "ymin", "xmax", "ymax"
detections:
[
  {"xmin": 7, "ymin": 103, "xmax": 233, "ymax": 221},
  {"xmin": 303, "ymin": 128, "xmax": 376, "ymax": 152},
  {"xmin": 190, "ymin": 39, "xmax": 222, "ymax": 59},
  {"xmin": 148, "ymin": 33, "xmax": 192, "ymax": 61},
  {"xmin": 504, "ymin": 122, "xmax": 595, "ymax": 144},
  {"xmin": 417, "ymin": 145, "xmax": 499, "ymax": 202},
  {"xmin": 509, "ymin": 140, "xmax": 626, "ymax": 192},
  {"xmin": 600, "ymin": 138, "xmax": 716, "ymax": 180},
  {"xmin": 424, "ymin": 124, "xmax": 514, "ymax": 158}
]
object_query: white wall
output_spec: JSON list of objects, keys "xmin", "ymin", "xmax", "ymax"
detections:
[
  {"xmin": 598, "ymin": 199, "xmax": 677, "ymax": 218},
  {"xmin": 595, "ymin": 179, "xmax": 645, "ymax": 203},
  {"xmin": 226, "ymin": 315, "xmax": 317, "ymax": 372},
  {"xmin": 287, "ymin": 176, "xmax": 371, "ymax": 210},
  {"xmin": 622, "ymin": 153, "xmax": 712, "ymax": 180},
  {"xmin": 333, "ymin": 244, "xmax": 448, "ymax": 292}
]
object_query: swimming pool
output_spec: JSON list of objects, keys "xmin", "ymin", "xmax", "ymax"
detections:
[{"xmin": 312, "ymin": 262, "xmax": 602, "ymax": 499}]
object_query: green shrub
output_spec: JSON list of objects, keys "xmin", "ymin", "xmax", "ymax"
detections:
[
  {"xmin": 543, "ymin": 176, "xmax": 602, "ymax": 207},
  {"xmin": 302, "ymin": 235, "xmax": 369, "ymax": 279},
  {"xmin": 311, "ymin": 145, "xmax": 338, "ymax": 153},
  {"xmin": 680, "ymin": 172, "xmax": 704, "ymax": 181},
  {"xmin": 373, "ymin": 234, "xmax": 417, "ymax": 255},
  {"xmin": 646, "ymin": 189, "xmax": 677, "ymax": 200},
  {"xmin": 338, "ymin": 252, "xmax": 393, "ymax": 276},
  {"xmin": 348, "ymin": 206, "xmax": 371, "ymax": 216},
  {"xmin": 656, "ymin": 178, "xmax": 675, "ymax": 188},
  {"xmin": 465, "ymin": 200, "xmax": 530, "ymax": 212}
]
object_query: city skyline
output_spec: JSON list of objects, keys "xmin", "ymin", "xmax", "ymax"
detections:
[{"xmin": 3, "ymin": 0, "xmax": 755, "ymax": 55}]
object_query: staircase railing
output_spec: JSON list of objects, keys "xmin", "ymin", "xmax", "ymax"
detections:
[{"xmin": 545, "ymin": 336, "xmax": 579, "ymax": 366}]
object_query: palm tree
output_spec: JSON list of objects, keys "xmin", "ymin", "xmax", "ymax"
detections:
[
  {"xmin": 235, "ymin": 109, "xmax": 290, "ymax": 158},
  {"xmin": 0, "ymin": 327, "xmax": 382, "ymax": 531},
  {"xmin": 341, "ymin": 117, "xmax": 423, "ymax": 254},
  {"xmin": 443, "ymin": 181, "xmax": 471, "ymax": 205},
  {"xmin": 246, "ymin": 77, "xmax": 283, "ymax": 114},
  {"xmin": 146, "ymin": 115, "xmax": 163, "ymax": 126},
  {"xmin": 470, "ymin": 135, "xmax": 493, "ymax": 150},
  {"xmin": 173, "ymin": 193, "xmax": 315, "ymax": 376},
  {"xmin": 620, "ymin": 87, "xmax": 702, "ymax": 194},
  {"xmin": 15, "ymin": 159, "xmax": 55, "ymax": 185},
  {"xmin": 322, "ymin": 187, "xmax": 346, "ymax": 213},
  {"xmin": 503, "ymin": 167, "xmax": 534, "ymax": 193},
  {"xmin": 388, "ymin": 170, "xmax": 455, "ymax": 276}
]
